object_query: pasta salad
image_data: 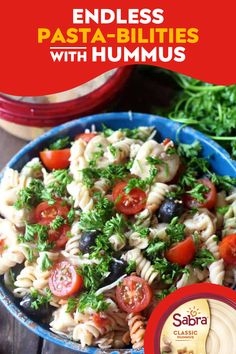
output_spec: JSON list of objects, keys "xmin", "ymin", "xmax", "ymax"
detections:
[{"xmin": 0, "ymin": 125, "xmax": 236, "ymax": 350}]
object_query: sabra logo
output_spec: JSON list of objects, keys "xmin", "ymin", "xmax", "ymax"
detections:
[{"xmin": 172, "ymin": 306, "xmax": 208, "ymax": 327}]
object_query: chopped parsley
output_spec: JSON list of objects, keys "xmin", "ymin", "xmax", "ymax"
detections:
[
  {"xmin": 166, "ymin": 217, "xmax": 185, "ymax": 245},
  {"xmin": 82, "ymin": 164, "xmax": 129, "ymax": 188},
  {"xmin": 67, "ymin": 292, "xmax": 109, "ymax": 313},
  {"xmin": 102, "ymin": 125, "xmax": 155, "ymax": 141},
  {"xmin": 30, "ymin": 288, "xmax": 52, "ymax": 310},
  {"xmin": 108, "ymin": 144, "xmax": 117, "ymax": 157},
  {"xmin": 217, "ymin": 206, "xmax": 230, "ymax": 215},
  {"xmin": 50, "ymin": 215, "xmax": 65, "ymax": 230},
  {"xmin": 78, "ymin": 259, "xmax": 111, "ymax": 291},
  {"xmin": 210, "ymin": 174, "xmax": 236, "ymax": 192},
  {"xmin": 78, "ymin": 194, "xmax": 114, "ymax": 231},
  {"xmin": 126, "ymin": 260, "xmax": 136, "ymax": 274},
  {"xmin": 67, "ymin": 208, "xmax": 76, "ymax": 225},
  {"xmin": 125, "ymin": 166, "xmax": 158, "ymax": 194},
  {"xmin": 103, "ymin": 214, "xmax": 127, "ymax": 238},
  {"xmin": 42, "ymin": 169, "xmax": 72, "ymax": 202},
  {"xmin": 48, "ymin": 136, "xmax": 70, "ymax": 150},
  {"xmin": 177, "ymin": 141, "xmax": 202, "ymax": 159},
  {"xmin": 146, "ymin": 156, "xmax": 169, "ymax": 176},
  {"xmin": 153, "ymin": 258, "xmax": 187, "ymax": 284},
  {"xmin": 18, "ymin": 223, "xmax": 53, "ymax": 252},
  {"xmin": 132, "ymin": 225, "xmax": 149, "ymax": 238},
  {"xmin": 191, "ymin": 249, "xmax": 216, "ymax": 269},
  {"xmin": 145, "ymin": 240, "xmax": 167, "ymax": 257},
  {"xmin": 187, "ymin": 183, "xmax": 209, "ymax": 202},
  {"xmin": 14, "ymin": 179, "xmax": 44, "ymax": 210},
  {"xmin": 40, "ymin": 253, "xmax": 53, "ymax": 271}
]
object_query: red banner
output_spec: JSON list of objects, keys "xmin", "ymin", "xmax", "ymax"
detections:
[{"xmin": 0, "ymin": 0, "xmax": 235, "ymax": 95}]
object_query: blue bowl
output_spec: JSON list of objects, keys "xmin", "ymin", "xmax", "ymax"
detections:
[{"xmin": 1, "ymin": 112, "xmax": 236, "ymax": 353}]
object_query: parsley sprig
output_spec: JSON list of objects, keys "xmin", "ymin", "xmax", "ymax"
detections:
[
  {"xmin": 78, "ymin": 194, "xmax": 114, "ymax": 231},
  {"xmin": 48, "ymin": 136, "xmax": 70, "ymax": 150},
  {"xmin": 154, "ymin": 258, "xmax": 188, "ymax": 284},
  {"xmin": 191, "ymin": 249, "xmax": 215, "ymax": 269},
  {"xmin": 67, "ymin": 292, "xmax": 109, "ymax": 313},
  {"xmin": 14, "ymin": 179, "xmax": 44, "ymax": 210},
  {"xmin": 18, "ymin": 223, "xmax": 53, "ymax": 252},
  {"xmin": 82, "ymin": 164, "xmax": 129, "ymax": 188},
  {"xmin": 166, "ymin": 217, "xmax": 185, "ymax": 245},
  {"xmin": 30, "ymin": 288, "xmax": 52, "ymax": 310}
]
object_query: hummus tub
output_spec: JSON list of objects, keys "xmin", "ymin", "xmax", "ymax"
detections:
[
  {"xmin": 0, "ymin": 113, "xmax": 236, "ymax": 354},
  {"xmin": 0, "ymin": 67, "xmax": 132, "ymax": 140},
  {"xmin": 160, "ymin": 298, "xmax": 236, "ymax": 354}
]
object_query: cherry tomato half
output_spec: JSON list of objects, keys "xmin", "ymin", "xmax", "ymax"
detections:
[
  {"xmin": 183, "ymin": 178, "xmax": 217, "ymax": 209},
  {"xmin": 75, "ymin": 133, "xmax": 97, "ymax": 143},
  {"xmin": 219, "ymin": 234, "xmax": 236, "ymax": 265},
  {"xmin": 116, "ymin": 275, "xmax": 152, "ymax": 313},
  {"xmin": 34, "ymin": 200, "xmax": 70, "ymax": 225},
  {"xmin": 49, "ymin": 261, "xmax": 83, "ymax": 298},
  {"xmin": 165, "ymin": 236, "xmax": 196, "ymax": 266},
  {"xmin": 40, "ymin": 149, "xmax": 70, "ymax": 170},
  {"xmin": 112, "ymin": 182, "xmax": 146, "ymax": 215},
  {"xmin": 48, "ymin": 224, "xmax": 70, "ymax": 249}
]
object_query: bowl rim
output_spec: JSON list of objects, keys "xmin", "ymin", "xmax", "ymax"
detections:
[{"xmin": 0, "ymin": 111, "xmax": 236, "ymax": 354}]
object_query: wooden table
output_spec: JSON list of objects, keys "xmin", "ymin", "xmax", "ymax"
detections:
[{"xmin": 0, "ymin": 68, "xmax": 176, "ymax": 354}]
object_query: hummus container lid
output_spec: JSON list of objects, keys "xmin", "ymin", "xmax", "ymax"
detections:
[{"xmin": 0, "ymin": 66, "xmax": 132, "ymax": 136}]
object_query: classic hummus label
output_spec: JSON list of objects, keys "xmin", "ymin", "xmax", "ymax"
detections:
[{"xmin": 160, "ymin": 299, "xmax": 210, "ymax": 354}]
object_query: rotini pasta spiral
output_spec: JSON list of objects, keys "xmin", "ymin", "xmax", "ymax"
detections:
[
  {"xmin": 134, "ymin": 209, "xmax": 152, "ymax": 228},
  {"xmin": 105, "ymin": 138, "xmax": 134, "ymax": 163},
  {"xmin": 222, "ymin": 201, "xmax": 236, "ymax": 236},
  {"xmin": 42, "ymin": 168, "xmax": 56, "ymax": 187},
  {"xmin": 128, "ymin": 231, "xmax": 149, "ymax": 249},
  {"xmin": 69, "ymin": 139, "xmax": 88, "ymax": 181},
  {"xmin": 183, "ymin": 209, "xmax": 217, "ymax": 241},
  {"xmin": 127, "ymin": 313, "xmax": 146, "ymax": 350},
  {"xmin": 33, "ymin": 251, "xmax": 59, "ymax": 291},
  {"xmin": 208, "ymin": 259, "xmax": 225, "ymax": 285},
  {"xmin": 92, "ymin": 178, "xmax": 110, "ymax": 195},
  {"xmin": 205, "ymin": 235, "xmax": 220, "ymax": 259},
  {"xmin": 123, "ymin": 248, "xmax": 159, "ymax": 285},
  {"xmin": 149, "ymin": 223, "xmax": 168, "ymax": 241},
  {"xmin": 0, "ymin": 169, "xmax": 33, "ymax": 227},
  {"xmin": 21, "ymin": 158, "xmax": 43, "ymax": 179},
  {"xmin": 14, "ymin": 263, "xmax": 36, "ymax": 297},
  {"xmin": 146, "ymin": 182, "xmax": 170, "ymax": 212},
  {"xmin": 84, "ymin": 135, "xmax": 109, "ymax": 168},
  {"xmin": 131, "ymin": 140, "xmax": 180, "ymax": 182},
  {"xmin": 215, "ymin": 191, "xmax": 227, "ymax": 230},
  {"xmin": 109, "ymin": 234, "xmax": 126, "ymax": 251},
  {"xmin": 72, "ymin": 319, "xmax": 112, "ymax": 347},
  {"xmin": 94, "ymin": 331, "xmax": 114, "ymax": 349},
  {"xmin": 107, "ymin": 130, "xmax": 125, "ymax": 144},
  {"xmin": 130, "ymin": 142, "xmax": 142, "ymax": 159},
  {"xmin": 0, "ymin": 219, "xmax": 25, "ymax": 275},
  {"xmin": 0, "ymin": 168, "xmax": 32, "ymax": 191},
  {"xmin": 50, "ymin": 304, "xmax": 76, "ymax": 335},
  {"xmin": 67, "ymin": 181, "xmax": 94, "ymax": 211},
  {"xmin": 64, "ymin": 233, "xmax": 81, "ymax": 256}
]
